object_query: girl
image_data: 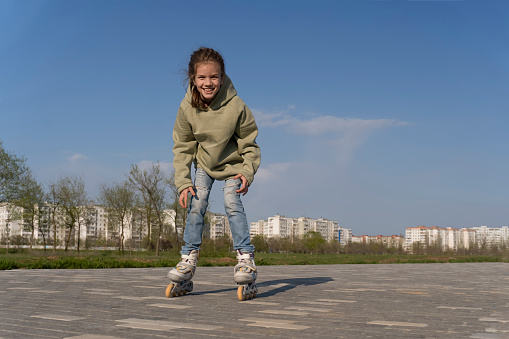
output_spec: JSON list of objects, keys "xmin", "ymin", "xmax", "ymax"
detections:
[{"xmin": 166, "ymin": 47, "xmax": 261, "ymax": 301}]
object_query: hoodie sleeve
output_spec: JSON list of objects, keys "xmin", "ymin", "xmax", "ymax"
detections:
[
  {"xmin": 173, "ymin": 106, "xmax": 197, "ymax": 194},
  {"xmin": 235, "ymin": 105, "xmax": 261, "ymax": 185}
]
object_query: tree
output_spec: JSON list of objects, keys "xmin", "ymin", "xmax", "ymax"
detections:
[
  {"xmin": 251, "ymin": 235, "xmax": 269, "ymax": 253},
  {"xmin": 167, "ymin": 169, "xmax": 184, "ymax": 249},
  {"xmin": 47, "ymin": 182, "xmax": 63, "ymax": 251},
  {"xmin": 304, "ymin": 231, "xmax": 326, "ymax": 254},
  {"xmin": 128, "ymin": 162, "xmax": 170, "ymax": 256},
  {"xmin": 54, "ymin": 176, "xmax": 89, "ymax": 252},
  {"xmin": 137, "ymin": 189, "xmax": 160, "ymax": 249},
  {"xmin": 99, "ymin": 181, "xmax": 136, "ymax": 253},
  {"xmin": 0, "ymin": 140, "xmax": 30, "ymax": 203},
  {"xmin": 12, "ymin": 173, "xmax": 45, "ymax": 250}
]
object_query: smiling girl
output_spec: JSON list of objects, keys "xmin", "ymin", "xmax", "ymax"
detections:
[{"xmin": 166, "ymin": 47, "xmax": 261, "ymax": 301}]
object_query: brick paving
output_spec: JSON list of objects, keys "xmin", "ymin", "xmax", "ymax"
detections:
[{"xmin": 0, "ymin": 263, "xmax": 508, "ymax": 338}]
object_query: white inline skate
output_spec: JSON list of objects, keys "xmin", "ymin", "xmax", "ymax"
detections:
[
  {"xmin": 165, "ymin": 250, "xmax": 199, "ymax": 298},
  {"xmin": 234, "ymin": 250, "xmax": 258, "ymax": 301}
]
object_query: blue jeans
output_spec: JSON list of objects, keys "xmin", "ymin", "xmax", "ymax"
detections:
[{"xmin": 181, "ymin": 168, "xmax": 255, "ymax": 255}]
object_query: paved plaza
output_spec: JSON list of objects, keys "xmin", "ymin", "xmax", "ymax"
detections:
[{"xmin": 0, "ymin": 263, "xmax": 508, "ymax": 338}]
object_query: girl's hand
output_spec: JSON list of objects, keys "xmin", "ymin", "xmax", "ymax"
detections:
[
  {"xmin": 179, "ymin": 187, "xmax": 196, "ymax": 209},
  {"xmin": 233, "ymin": 174, "xmax": 249, "ymax": 196}
]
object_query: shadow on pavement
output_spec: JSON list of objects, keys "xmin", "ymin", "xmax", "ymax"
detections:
[
  {"xmin": 257, "ymin": 277, "xmax": 334, "ymax": 298},
  {"xmin": 190, "ymin": 276, "xmax": 333, "ymax": 298}
]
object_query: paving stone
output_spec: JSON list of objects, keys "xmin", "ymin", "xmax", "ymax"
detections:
[{"xmin": 0, "ymin": 263, "xmax": 508, "ymax": 338}]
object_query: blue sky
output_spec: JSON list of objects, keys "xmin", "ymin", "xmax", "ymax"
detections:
[{"xmin": 1, "ymin": 0, "xmax": 508, "ymax": 236}]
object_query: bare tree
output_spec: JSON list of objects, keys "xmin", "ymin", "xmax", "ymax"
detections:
[
  {"xmin": 12, "ymin": 172, "xmax": 45, "ymax": 250},
  {"xmin": 130, "ymin": 195, "xmax": 147, "ymax": 251},
  {"xmin": 138, "ymin": 190, "xmax": 154, "ymax": 247},
  {"xmin": 128, "ymin": 162, "xmax": 170, "ymax": 256},
  {"xmin": 99, "ymin": 181, "xmax": 136, "ymax": 253},
  {"xmin": 167, "ymin": 169, "xmax": 184, "ymax": 249},
  {"xmin": 54, "ymin": 176, "xmax": 88, "ymax": 252},
  {"xmin": 47, "ymin": 182, "xmax": 63, "ymax": 252}
]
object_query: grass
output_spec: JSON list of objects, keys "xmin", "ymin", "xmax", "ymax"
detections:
[{"xmin": 0, "ymin": 249, "xmax": 507, "ymax": 270}]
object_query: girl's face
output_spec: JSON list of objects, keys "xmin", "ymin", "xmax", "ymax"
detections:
[{"xmin": 194, "ymin": 62, "xmax": 223, "ymax": 105}]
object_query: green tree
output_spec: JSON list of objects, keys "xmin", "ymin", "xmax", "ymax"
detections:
[
  {"xmin": 12, "ymin": 173, "xmax": 45, "ymax": 250},
  {"xmin": 0, "ymin": 140, "xmax": 29, "ymax": 203},
  {"xmin": 251, "ymin": 235, "xmax": 268, "ymax": 253},
  {"xmin": 304, "ymin": 231, "xmax": 326, "ymax": 254}
]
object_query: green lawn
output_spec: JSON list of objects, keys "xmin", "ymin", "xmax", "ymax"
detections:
[{"xmin": 0, "ymin": 250, "xmax": 506, "ymax": 270}]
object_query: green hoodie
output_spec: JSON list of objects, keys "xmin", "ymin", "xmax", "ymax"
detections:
[{"xmin": 172, "ymin": 75, "xmax": 261, "ymax": 194}]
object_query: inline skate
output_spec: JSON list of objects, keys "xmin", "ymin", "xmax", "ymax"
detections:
[
  {"xmin": 165, "ymin": 250, "xmax": 199, "ymax": 298},
  {"xmin": 234, "ymin": 250, "xmax": 258, "ymax": 301}
]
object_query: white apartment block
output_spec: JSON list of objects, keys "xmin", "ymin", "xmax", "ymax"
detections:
[
  {"xmin": 338, "ymin": 227, "xmax": 352, "ymax": 246},
  {"xmin": 101, "ymin": 207, "xmax": 177, "ymax": 244},
  {"xmin": 351, "ymin": 234, "xmax": 404, "ymax": 248},
  {"xmin": 267, "ymin": 215, "xmax": 295, "ymax": 239},
  {"xmin": 471, "ymin": 226, "xmax": 509, "ymax": 247},
  {"xmin": 0, "ymin": 202, "xmax": 178, "ymax": 247},
  {"xmin": 0, "ymin": 203, "xmax": 25, "ymax": 241},
  {"xmin": 404, "ymin": 226, "xmax": 499, "ymax": 252},
  {"xmin": 209, "ymin": 214, "xmax": 231, "ymax": 240},
  {"xmin": 250, "ymin": 219, "xmax": 266, "ymax": 238},
  {"xmin": 85, "ymin": 205, "xmax": 108, "ymax": 241},
  {"xmin": 458, "ymin": 228, "xmax": 477, "ymax": 249},
  {"xmin": 0, "ymin": 202, "xmax": 59, "ymax": 244},
  {"xmin": 250, "ymin": 215, "xmax": 347, "ymax": 243}
]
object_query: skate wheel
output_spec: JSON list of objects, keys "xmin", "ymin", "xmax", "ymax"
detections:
[
  {"xmin": 237, "ymin": 286, "xmax": 245, "ymax": 301},
  {"xmin": 183, "ymin": 290, "xmax": 187, "ymax": 295},
  {"xmin": 253, "ymin": 291, "xmax": 257, "ymax": 298},
  {"xmin": 165, "ymin": 283, "xmax": 175, "ymax": 298}
]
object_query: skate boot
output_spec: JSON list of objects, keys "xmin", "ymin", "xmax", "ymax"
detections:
[
  {"xmin": 165, "ymin": 250, "xmax": 198, "ymax": 298},
  {"xmin": 234, "ymin": 250, "xmax": 258, "ymax": 301}
]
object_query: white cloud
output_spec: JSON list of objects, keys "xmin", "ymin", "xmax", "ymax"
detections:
[
  {"xmin": 289, "ymin": 116, "xmax": 408, "ymax": 136},
  {"xmin": 68, "ymin": 153, "xmax": 89, "ymax": 161},
  {"xmin": 256, "ymin": 162, "xmax": 294, "ymax": 183},
  {"xmin": 252, "ymin": 106, "xmax": 295, "ymax": 128},
  {"xmin": 253, "ymin": 109, "xmax": 408, "ymax": 135},
  {"xmin": 253, "ymin": 108, "xmax": 409, "ymax": 168}
]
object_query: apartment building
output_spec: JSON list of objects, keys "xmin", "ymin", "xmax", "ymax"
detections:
[
  {"xmin": 3, "ymin": 200, "xmax": 506, "ymax": 252},
  {"xmin": 250, "ymin": 219, "xmax": 266, "ymax": 239},
  {"xmin": 351, "ymin": 234, "xmax": 404, "ymax": 248},
  {"xmin": 0, "ymin": 202, "xmax": 59, "ymax": 243},
  {"xmin": 405, "ymin": 226, "xmax": 449, "ymax": 251},
  {"xmin": 458, "ymin": 228, "xmax": 477, "ymax": 249},
  {"xmin": 0, "ymin": 202, "xmax": 180, "ymax": 247},
  {"xmin": 250, "ymin": 215, "xmax": 346, "ymax": 243},
  {"xmin": 338, "ymin": 227, "xmax": 352, "ymax": 246},
  {"xmin": 209, "ymin": 214, "xmax": 231, "ymax": 240},
  {"xmin": 267, "ymin": 215, "xmax": 295, "ymax": 239},
  {"xmin": 471, "ymin": 226, "xmax": 509, "ymax": 247},
  {"xmin": 404, "ymin": 225, "xmax": 502, "ymax": 252},
  {"xmin": 0, "ymin": 203, "xmax": 25, "ymax": 241}
]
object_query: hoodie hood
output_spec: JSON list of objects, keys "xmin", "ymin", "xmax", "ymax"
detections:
[{"xmin": 185, "ymin": 74, "xmax": 237, "ymax": 111}]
